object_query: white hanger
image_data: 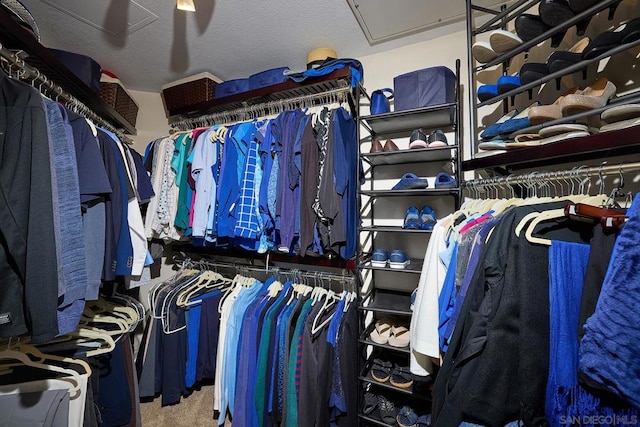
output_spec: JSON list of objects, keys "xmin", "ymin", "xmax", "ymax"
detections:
[
  {"xmin": 176, "ymin": 270, "xmax": 231, "ymax": 306},
  {"xmin": 39, "ymin": 326, "xmax": 116, "ymax": 357},
  {"xmin": 311, "ymin": 290, "xmax": 337, "ymax": 335},
  {"xmin": 0, "ymin": 350, "xmax": 82, "ymax": 394},
  {"xmin": 12, "ymin": 342, "xmax": 92, "ymax": 376}
]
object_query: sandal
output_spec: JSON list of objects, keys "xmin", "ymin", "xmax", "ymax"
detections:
[
  {"xmin": 388, "ymin": 325, "xmax": 410, "ymax": 348},
  {"xmin": 396, "ymin": 405, "xmax": 418, "ymax": 427},
  {"xmin": 377, "ymin": 395, "xmax": 396, "ymax": 425},
  {"xmin": 416, "ymin": 414, "xmax": 431, "ymax": 427},
  {"xmin": 369, "ymin": 320, "xmax": 392, "ymax": 344},
  {"xmin": 370, "ymin": 358, "xmax": 392, "ymax": 383},
  {"xmin": 362, "ymin": 392, "xmax": 378, "ymax": 415},
  {"xmin": 390, "ymin": 365, "xmax": 414, "ymax": 389}
]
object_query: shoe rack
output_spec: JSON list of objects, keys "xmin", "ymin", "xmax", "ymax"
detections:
[
  {"xmin": 463, "ymin": 0, "xmax": 640, "ymax": 172},
  {"xmin": 356, "ymin": 60, "xmax": 462, "ymax": 425}
]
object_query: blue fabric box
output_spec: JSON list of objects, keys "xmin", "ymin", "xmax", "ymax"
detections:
[
  {"xmin": 393, "ymin": 66, "xmax": 456, "ymax": 112},
  {"xmin": 215, "ymin": 78, "xmax": 250, "ymax": 98},
  {"xmin": 48, "ymin": 48, "xmax": 101, "ymax": 93},
  {"xmin": 248, "ymin": 67, "xmax": 290, "ymax": 90}
]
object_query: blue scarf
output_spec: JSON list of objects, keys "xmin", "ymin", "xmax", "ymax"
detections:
[{"xmin": 579, "ymin": 193, "xmax": 640, "ymax": 409}]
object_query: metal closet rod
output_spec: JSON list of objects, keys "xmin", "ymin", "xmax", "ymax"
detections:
[
  {"xmin": 172, "ymin": 84, "xmax": 352, "ymax": 130},
  {"xmin": 176, "ymin": 257, "xmax": 354, "ymax": 283},
  {"xmin": 0, "ymin": 44, "xmax": 128, "ymax": 142},
  {"xmin": 463, "ymin": 161, "xmax": 640, "ymax": 188}
]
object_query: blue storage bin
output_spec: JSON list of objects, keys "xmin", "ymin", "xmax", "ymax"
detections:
[
  {"xmin": 393, "ymin": 66, "xmax": 456, "ymax": 112},
  {"xmin": 48, "ymin": 48, "xmax": 101, "ymax": 93},
  {"xmin": 248, "ymin": 67, "xmax": 290, "ymax": 90},
  {"xmin": 215, "ymin": 78, "xmax": 250, "ymax": 98}
]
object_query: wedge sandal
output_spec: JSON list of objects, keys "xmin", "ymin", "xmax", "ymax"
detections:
[
  {"xmin": 390, "ymin": 365, "xmax": 414, "ymax": 389},
  {"xmin": 370, "ymin": 358, "xmax": 392, "ymax": 383}
]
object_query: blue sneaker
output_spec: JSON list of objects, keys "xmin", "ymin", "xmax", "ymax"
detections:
[
  {"xmin": 434, "ymin": 172, "xmax": 458, "ymax": 188},
  {"xmin": 371, "ymin": 249, "xmax": 389, "ymax": 267},
  {"xmin": 389, "ymin": 249, "xmax": 410, "ymax": 269},
  {"xmin": 419, "ymin": 205, "xmax": 437, "ymax": 230},
  {"xmin": 403, "ymin": 206, "xmax": 421, "ymax": 229}
]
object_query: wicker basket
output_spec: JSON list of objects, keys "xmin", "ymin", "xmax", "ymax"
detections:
[
  {"xmin": 161, "ymin": 72, "xmax": 218, "ymax": 115},
  {"xmin": 100, "ymin": 81, "xmax": 139, "ymax": 127}
]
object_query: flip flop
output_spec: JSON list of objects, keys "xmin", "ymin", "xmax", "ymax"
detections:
[
  {"xmin": 370, "ymin": 359, "xmax": 392, "ymax": 383},
  {"xmin": 601, "ymin": 104, "xmax": 640, "ymax": 124},
  {"xmin": 600, "ymin": 117, "xmax": 640, "ymax": 133},
  {"xmin": 390, "ymin": 365, "xmax": 414, "ymax": 389},
  {"xmin": 506, "ymin": 134, "xmax": 545, "ymax": 148},
  {"xmin": 370, "ymin": 320, "xmax": 392, "ymax": 344},
  {"xmin": 388, "ymin": 325, "xmax": 410, "ymax": 348},
  {"xmin": 478, "ymin": 140, "xmax": 508, "ymax": 150},
  {"xmin": 536, "ymin": 130, "xmax": 590, "ymax": 145},
  {"xmin": 538, "ymin": 123, "xmax": 588, "ymax": 137}
]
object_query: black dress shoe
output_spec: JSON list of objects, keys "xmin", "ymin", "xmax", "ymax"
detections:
[
  {"xmin": 539, "ymin": 0, "xmax": 574, "ymax": 27},
  {"xmin": 569, "ymin": 0, "xmax": 621, "ymax": 36},
  {"xmin": 519, "ymin": 62, "xmax": 549, "ymax": 85},
  {"xmin": 515, "ymin": 13, "xmax": 567, "ymax": 47}
]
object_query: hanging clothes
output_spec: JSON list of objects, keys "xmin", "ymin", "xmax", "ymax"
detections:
[
  {"xmin": 144, "ymin": 105, "xmax": 359, "ymax": 260},
  {"xmin": 137, "ymin": 264, "xmax": 358, "ymax": 426},
  {"xmin": 0, "ymin": 71, "xmax": 60, "ymax": 343},
  {"xmin": 412, "ymin": 189, "xmax": 640, "ymax": 426}
]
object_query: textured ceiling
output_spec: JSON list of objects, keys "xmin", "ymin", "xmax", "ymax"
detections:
[{"xmin": 19, "ymin": 0, "xmax": 469, "ymax": 91}]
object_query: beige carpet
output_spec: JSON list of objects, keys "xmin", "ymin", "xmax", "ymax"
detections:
[{"xmin": 140, "ymin": 384, "xmax": 231, "ymax": 426}]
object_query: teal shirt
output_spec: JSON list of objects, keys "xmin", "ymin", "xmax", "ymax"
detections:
[{"xmin": 171, "ymin": 132, "xmax": 193, "ymax": 230}]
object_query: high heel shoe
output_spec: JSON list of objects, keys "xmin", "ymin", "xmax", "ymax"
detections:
[
  {"xmin": 547, "ymin": 37, "xmax": 590, "ymax": 73},
  {"xmin": 528, "ymin": 87, "xmax": 581, "ymax": 125},
  {"xmin": 489, "ymin": 30, "xmax": 523, "ymax": 53},
  {"xmin": 539, "ymin": 0, "xmax": 574, "ymax": 27},
  {"xmin": 560, "ymin": 77, "xmax": 617, "ymax": 116},
  {"xmin": 472, "ymin": 41, "xmax": 497, "ymax": 64},
  {"xmin": 582, "ymin": 18, "xmax": 640, "ymax": 60},
  {"xmin": 515, "ymin": 14, "xmax": 567, "ymax": 47},
  {"xmin": 569, "ymin": 0, "xmax": 622, "ymax": 36}
]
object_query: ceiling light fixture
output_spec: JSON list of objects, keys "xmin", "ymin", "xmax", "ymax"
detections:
[{"xmin": 177, "ymin": 0, "xmax": 195, "ymax": 12}]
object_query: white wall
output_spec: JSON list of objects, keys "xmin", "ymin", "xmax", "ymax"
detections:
[
  {"xmin": 357, "ymin": 29, "xmax": 472, "ymax": 161},
  {"xmin": 128, "ymin": 90, "xmax": 171, "ymax": 153}
]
